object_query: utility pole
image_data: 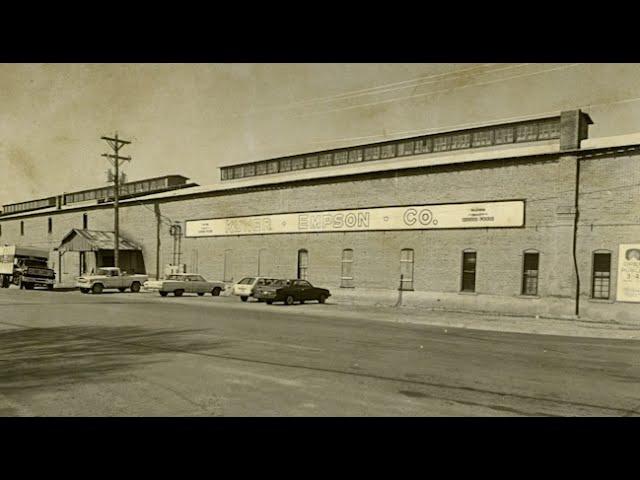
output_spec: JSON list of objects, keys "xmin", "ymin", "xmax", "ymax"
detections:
[{"xmin": 101, "ymin": 132, "xmax": 131, "ymax": 269}]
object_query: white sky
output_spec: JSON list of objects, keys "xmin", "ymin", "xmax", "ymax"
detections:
[{"xmin": 2, "ymin": 63, "xmax": 640, "ymax": 206}]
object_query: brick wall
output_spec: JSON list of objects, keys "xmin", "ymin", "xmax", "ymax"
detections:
[{"xmin": 1, "ymin": 150, "xmax": 638, "ymax": 319}]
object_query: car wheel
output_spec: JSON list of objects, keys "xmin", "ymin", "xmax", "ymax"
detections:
[
  {"xmin": 130, "ymin": 282, "xmax": 141, "ymax": 293},
  {"xmin": 318, "ymin": 294, "xmax": 326, "ymax": 304},
  {"xmin": 266, "ymin": 300, "xmax": 273, "ymax": 305},
  {"xmin": 159, "ymin": 291, "xmax": 168, "ymax": 297},
  {"xmin": 24, "ymin": 283, "xmax": 34, "ymax": 290},
  {"xmin": 197, "ymin": 292, "xmax": 205, "ymax": 296},
  {"xmin": 285, "ymin": 295, "xmax": 295, "ymax": 306},
  {"xmin": 92, "ymin": 283, "xmax": 103, "ymax": 294},
  {"xmin": 174, "ymin": 289, "xmax": 184, "ymax": 297},
  {"xmin": 240, "ymin": 296, "xmax": 248, "ymax": 302},
  {"xmin": 80, "ymin": 288, "xmax": 89, "ymax": 294},
  {"xmin": 211, "ymin": 287, "xmax": 221, "ymax": 296}
]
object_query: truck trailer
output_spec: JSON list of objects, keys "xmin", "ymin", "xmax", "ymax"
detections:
[{"xmin": 0, "ymin": 245, "xmax": 56, "ymax": 290}]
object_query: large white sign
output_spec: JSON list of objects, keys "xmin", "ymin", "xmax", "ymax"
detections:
[
  {"xmin": 617, "ymin": 244, "xmax": 640, "ymax": 303},
  {"xmin": 185, "ymin": 200, "xmax": 525, "ymax": 237}
]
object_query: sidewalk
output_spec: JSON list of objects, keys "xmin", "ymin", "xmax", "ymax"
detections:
[{"xmin": 326, "ymin": 287, "xmax": 640, "ymax": 340}]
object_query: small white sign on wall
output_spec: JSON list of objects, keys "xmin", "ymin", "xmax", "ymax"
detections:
[{"xmin": 617, "ymin": 244, "xmax": 640, "ymax": 302}]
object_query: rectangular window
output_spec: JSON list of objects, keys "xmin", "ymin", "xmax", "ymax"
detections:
[
  {"xmin": 400, "ymin": 249, "xmax": 414, "ymax": 291},
  {"xmin": 83, "ymin": 213, "xmax": 88, "ymax": 230},
  {"xmin": 521, "ymin": 252, "xmax": 540, "ymax": 296},
  {"xmin": 450, "ymin": 133, "xmax": 471, "ymax": 150},
  {"xmin": 267, "ymin": 160, "xmax": 279, "ymax": 174},
  {"xmin": 333, "ymin": 151, "xmax": 348, "ymax": 165},
  {"xmin": 397, "ymin": 141, "xmax": 415, "ymax": 156},
  {"xmin": 592, "ymin": 252, "xmax": 611, "ymax": 300},
  {"xmin": 461, "ymin": 251, "xmax": 477, "ymax": 292},
  {"xmin": 341, "ymin": 249, "xmax": 354, "ymax": 288},
  {"xmin": 20, "ymin": 221, "xmax": 24, "ymax": 236},
  {"xmin": 319, "ymin": 153, "xmax": 333, "ymax": 167},
  {"xmin": 291, "ymin": 157, "xmax": 305, "ymax": 171},
  {"xmin": 256, "ymin": 162, "xmax": 267, "ymax": 175},
  {"xmin": 297, "ymin": 249, "xmax": 309, "ymax": 280},
  {"xmin": 279, "ymin": 159, "xmax": 292, "ymax": 172},
  {"xmin": 472, "ymin": 130, "xmax": 493, "ymax": 147},
  {"xmin": 538, "ymin": 120, "xmax": 560, "ymax": 139},
  {"xmin": 364, "ymin": 146, "xmax": 380, "ymax": 161},
  {"xmin": 221, "ymin": 168, "xmax": 230, "ymax": 181},
  {"xmin": 348, "ymin": 149, "xmax": 363, "ymax": 163},
  {"xmin": 233, "ymin": 166, "xmax": 244, "ymax": 179},
  {"xmin": 243, "ymin": 164, "xmax": 256, "ymax": 177},
  {"xmin": 380, "ymin": 144, "xmax": 396, "ymax": 159},
  {"xmin": 305, "ymin": 155, "xmax": 319, "ymax": 169},
  {"xmin": 433, "ymin": 136, "xmax": 451, "ymax": 152},
  {"xmin": 516, "ymin": 123, "xmax": 538, "ymax": 142},
  {"xmin": 494, "ymin": 126, "xmax": 515, "ymax": 144},
  {"xmin": 47, "ymin": 217, "xmax": 52, "ymax": 234},
  {"xmin": 413, "ymin": 138, "xmax": 432, "ymax": 154}
]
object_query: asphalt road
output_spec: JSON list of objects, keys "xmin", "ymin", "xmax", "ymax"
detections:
[{"xmin": 1, "ymin": 287, "xmax": 639, "ymax": 416}]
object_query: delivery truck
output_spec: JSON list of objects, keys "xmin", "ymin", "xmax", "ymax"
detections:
[{"xmin": 0, "ymin": 245, "xmax": 56, "ymax": 290}]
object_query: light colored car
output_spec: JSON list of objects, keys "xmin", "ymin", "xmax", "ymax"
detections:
[
  {"xmin": 231, "ymin": 277, "xmax": 280, "ymax": 302},
  {"xmin": 77, "ymin": 267, "xmax": 149, "ymax": 294},
  {"xmin": 143, "ymin": 273, "xmax": 225, "ymax": 297}
]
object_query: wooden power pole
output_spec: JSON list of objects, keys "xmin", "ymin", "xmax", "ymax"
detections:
[{"xmin": 101, "ymin": 132, "xmax": 131, "ymax": 269}]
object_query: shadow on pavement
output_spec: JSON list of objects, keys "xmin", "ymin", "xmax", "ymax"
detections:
[{"xmin": 0, "ymin": 325, "xmax": 231, "ymax": 392}]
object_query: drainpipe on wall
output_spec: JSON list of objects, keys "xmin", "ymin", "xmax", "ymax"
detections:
[
  {"xmin": 572, "ymin": 161, "xmax": 581, "ymax": 317},
  {"xmin": 560, "ymin": 110, "xmax": 593, "ymax": 317},
  {"xmin": 154, "ymin": 203, "xmax": 161, "ymax": 280}
]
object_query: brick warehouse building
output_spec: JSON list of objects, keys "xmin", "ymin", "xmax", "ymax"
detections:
[{"xmin": 1, "ymin": 109, "xmax": 639, "ymax": 322}]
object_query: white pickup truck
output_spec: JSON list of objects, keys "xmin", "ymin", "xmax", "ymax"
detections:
[{"xmin": 76, "ymin": 267, "xmax": 149, "ymax": 294}]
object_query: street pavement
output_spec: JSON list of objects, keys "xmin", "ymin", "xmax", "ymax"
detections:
[{"xmin": 0, "ymin": 287, "xmax": 639, "ymax": 416}]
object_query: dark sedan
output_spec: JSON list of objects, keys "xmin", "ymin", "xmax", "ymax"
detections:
[{"xmin": 259, "ymin": 279, "xmax": 331, "ymax": 305}]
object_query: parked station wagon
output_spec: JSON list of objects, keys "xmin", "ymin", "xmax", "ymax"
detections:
[
  {"xmin": 231, "ymin": 277, "xmax": 280, "ymax": 301},
  {"xmin": 143, "ymin": 273, "xmax": 225, "ymax": 297}
]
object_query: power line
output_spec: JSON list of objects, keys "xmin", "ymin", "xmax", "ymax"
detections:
[
  {"xmin": 237, "ymin": 63, "xmax": 532, "ymax": 117},
  {"xmin": 233, "ymin": 64, "xmax": 496, "ymax": 116},
  {"xmin": 294, "ymin": 63, "xmax": 585, "ymax": 119}
]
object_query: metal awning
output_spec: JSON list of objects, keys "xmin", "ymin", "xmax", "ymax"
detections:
[{"xmin": 58, "ymin": 229, "xmax": 142, "ymax": 252}]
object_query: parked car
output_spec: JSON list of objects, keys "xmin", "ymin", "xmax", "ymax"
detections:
[
  {"xmin": 258, "ymin": 278, "xmax": 331, "ymax": 305},
  {"xmin": 143, "ymin": 273, "xmax": 225, "ymax": 297},
  {"xmin": 231, "ymin": 277, "xmax": 280, "ymax": 301},
  {"xmin": 76, "ymin": 267, "xmax": 149, "ymax": 294}
]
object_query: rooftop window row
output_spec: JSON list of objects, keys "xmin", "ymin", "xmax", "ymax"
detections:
[
  {"xmin": 64, "ymin": 178, "xmax": 171, "ymax": 205},
  {"xmin": 221, "ymin": 117, "xmax": 561, "ymax": 181}
]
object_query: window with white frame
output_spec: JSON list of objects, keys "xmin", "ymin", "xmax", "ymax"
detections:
[
  {"xmin": 341, "ymin": 249, "xmax": 354, "ymax": 288},
  {"xmin": 400, "ymin": 249, "xmax": 414, "ymax": 290}
]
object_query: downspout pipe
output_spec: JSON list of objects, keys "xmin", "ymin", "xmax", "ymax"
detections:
[{"xmin": 572, "ymin": 159, "xmax": 581, "ymax": 317}]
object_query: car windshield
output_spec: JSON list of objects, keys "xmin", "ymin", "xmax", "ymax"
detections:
[
  {"xmin": 238, "ymin": 278, "xmax": 255, "ymax": 285},
  {"xmin": 23, "ymin": 260, "xmax": 47, "ymax": 268},
  {"xmin": 166, "ymin": 275, "xmax": 183, "ymax": 280},
  {"xmin": 272, "ymin": 280, "xmax": 291, "ymax": 287},
  {"xmin": 97, "ymin": 269, "xmax": 115, "ymax": 276}
]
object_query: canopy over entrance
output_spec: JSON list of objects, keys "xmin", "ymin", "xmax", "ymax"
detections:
[
  {"xmin": 58, "ymin": 229, "xmax": 146, "ymax": 276},
  {"xmin": 59, "ymin": 229, "xmax": 142, "ymax": 253}
]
